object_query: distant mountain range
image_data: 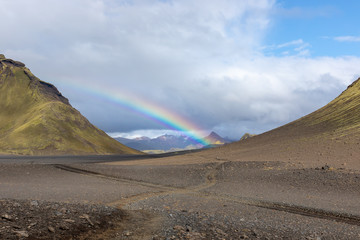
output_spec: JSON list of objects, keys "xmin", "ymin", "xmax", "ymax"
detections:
[{"xmin": 115, "ymin": 131, "xmax": 233, "ymax": 152}]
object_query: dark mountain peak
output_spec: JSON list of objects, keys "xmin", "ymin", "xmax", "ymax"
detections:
[
  {"xmin": 208, "ymin": 131, "xmax": 221, "ymax": 138},
  {"xmin": 0, "ymin": 56, "xmax": 69, "ymax": 105},
  {"xmin": 204, "ymin": 131, "xmax": 229, "ymax": 145},
  {"xmin": 25, "ymin": 68, "xmax": 70, "ymax": 105},
  {"xmin": 0, "ymin": 55, "xmax": 25, "ymax": 67}
]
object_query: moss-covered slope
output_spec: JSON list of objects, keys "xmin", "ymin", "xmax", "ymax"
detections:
[
  {"xmin": 271, "ymin": 77, "xmax": 360, "ymax": 140},
  {"xmin": 0, "ymin": 54, "xmax": 140, "ymax": 155},
  {"xmin": 198, "ymin": 77, "xmax": 360, "ymax": 169},
  {"xmin": 291, "ymin": 78, "xmax": 360, "ymax": 135},
  {"xmin": 235, "ymin": 77, "xmax": 360, "ymax": 143}
]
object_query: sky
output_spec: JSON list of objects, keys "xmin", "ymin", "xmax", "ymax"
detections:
[{"xmin": 1, "ymin": 0, "xmax": 360, "ymax": 140}]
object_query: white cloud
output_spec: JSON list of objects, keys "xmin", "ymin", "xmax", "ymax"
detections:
[
  {"xmin": 108, "ymin": 129, "xmax": 182, "ymax": 139},
  {"xmin": 181, "ymin": 55, "xmax": 360, "ymax": 138},
  {"xmin": 1, "ymin": 0, "xmax": 360, "ymax": 139},
  {"xmin": 277, "ymin": 39, "xmax": 304, "ymax": 48},
  {"xmin": 262, "ymin": 39, "xmax": 311, "ymax": 56},
  {"xmin": 108, "ymin": 129, "xmax": 208, "ymax": 139},
  {"xmin": 334, "ymin": 36, "xmax": 360, "ymax": 42}
]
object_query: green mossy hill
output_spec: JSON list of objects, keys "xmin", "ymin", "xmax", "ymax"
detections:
[
  {"xmin": 0, "ymin": 55, "xmax": 141, "ymax": 155},
  {"xmin": 275, "ymin": 77, "xmax": 360, "ymax": 139}
]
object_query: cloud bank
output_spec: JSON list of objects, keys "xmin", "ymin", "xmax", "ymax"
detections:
[{"xmin": 1, "ymin": 0, "xmax": 360, "ymax": 139}]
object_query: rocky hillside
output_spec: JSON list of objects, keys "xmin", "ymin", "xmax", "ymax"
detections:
[{"xmin": 0, "ymin": 54, "xmax": 140, "ymax": 155}]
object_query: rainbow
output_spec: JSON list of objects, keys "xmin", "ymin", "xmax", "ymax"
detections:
[{"xmin": 59, "ymin": 81, "xmax": 210, "ymax": 146}]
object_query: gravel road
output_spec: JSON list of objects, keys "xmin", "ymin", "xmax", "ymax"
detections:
[{"xmin": 1, "ymin": 155, "xmax": 360, "ymax": 239}]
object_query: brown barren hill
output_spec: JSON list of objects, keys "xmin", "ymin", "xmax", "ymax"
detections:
[
  {"xmin": 0, "ymin": 54, "xmax": 140, "ymax": 155},
  {"xmin": 198, "ymin": 77, "xmax": 360, "ymax": 169}
]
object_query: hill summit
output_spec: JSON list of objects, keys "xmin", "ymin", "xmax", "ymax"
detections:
[{"xmin": 0, "ymin": 54, "xmax": 140, "ymax": 155}]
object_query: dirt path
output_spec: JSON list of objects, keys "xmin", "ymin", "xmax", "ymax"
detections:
[
  {"xmin": 55, "ymin": 162, "xmax": 360, "ymax": 228},
  {"xmin": 54, "ymin": 161, "xmax": 226, "ymax": 208}
]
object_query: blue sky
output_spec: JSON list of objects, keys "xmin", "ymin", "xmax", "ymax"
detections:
[
  {"xmin": 1, "ymin": 0, "xmax": 360, "ymax": 139},
  {"xmin": 265, "ymin": 0, "xmax": 360, "ymax": 57}
]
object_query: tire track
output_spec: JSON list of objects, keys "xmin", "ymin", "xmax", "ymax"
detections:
[
  {"xmin": 254, "ymin": 200, "xmax": 360, "ymax": 226},
  {"xmin": 54, "ymin": 162, "xmax": 225, "ymax": 209},
  {"xmin": 54, "ymin": 163, "xmax": 360, "ymax": 227},
  {"xmin": 53, "ymin": 164, "xmax": 175, "ymax": 191},
  {"xmin": 191, "ymin": 192, "xmax": 360, "ymax": 227},
  {"xmin": 109, "ymin": 161, "xmax": 226, "ymax": 208}
]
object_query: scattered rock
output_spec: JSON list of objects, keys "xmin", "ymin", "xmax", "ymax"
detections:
[
  {"xmin": 27, "ymin": 222, "xmax": 37, "ymax": 229},
  {"xmin": 2, "ymin": 214, "xmax": 12, "ymax": 221},
  {"xmin": 13, "ymin": 202, "xmax": 21, "ymax": 207},
  {"xmin": 80, "ymin": 214, "xmax": 94, "ymax": 226},
  {"xmin": 152, "ymin": 235, "xmax": 167, "ymax": 240},
  {"xmin": 322, "ymin": 165, "xmax": 330, "ymax": 170},
  {"xmin": 64, "ymin": 219, "xmax": 75, "ymax": 223},
  {"xmin": 30, "ymin": 200, "xmax": 39, "ymax": 207},
  {"xmin": 173, "ymin": 225, "xmax": 185, "ymax": 231},
  {"xmin": 59, "ymin": 224, "xmax": 69, "ymax": 230},
  {"xmin": 240, "ymin": 234, "xmax": 249, "ymax": 239},
  {"xmin": 123, "ymin": 230, "xmax": 132, "ymax": 236},
  {"xmin": 59, "ymin": 207, "xmax": 68, "ymax": 214},
  {"xmin": 216, "ymin": 228, "xmax": 228, "ymax": 236},
  {"xmin": 0, "ymin": 199, "xmax": 123, "ymax": 240},
  {"xmin": 14, "ymin": 230, "xmax": 29, "ymax": 238},
  {"xmin": 55, "ymin": 211, "xmax": 63, "ymax": 216}
]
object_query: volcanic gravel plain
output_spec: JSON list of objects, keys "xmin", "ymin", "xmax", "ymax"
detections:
[{"xmin": 1, "ymin": 148, "xmax": 360, "ymax": 240}]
